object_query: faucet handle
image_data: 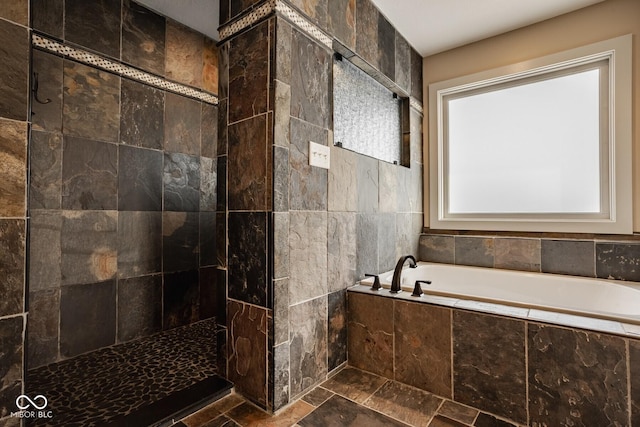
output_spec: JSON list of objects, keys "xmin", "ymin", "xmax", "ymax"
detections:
[
  {"xmin": 364, "ymin": 274, "xmax": 381, "ymax": 291},
  {"xmin": 412, "ymin": 280, "xmax": 432, "ymax": 297}
]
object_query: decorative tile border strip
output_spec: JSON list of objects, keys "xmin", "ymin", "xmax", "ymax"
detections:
[
  {"xmin": 274, "ymin": 1, "xmax": 332, "ymax": 48},
  {"xmin": 32, "ymin": 33, "xmax": 218, "ymax": 105},
  {"xmin": 218, "ymin": 0, "xmax": 276, "ymax": 40}
]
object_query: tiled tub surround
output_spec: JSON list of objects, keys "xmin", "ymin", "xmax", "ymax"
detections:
[
  {"xmin": 347, "ymin": 288, "xmax": 640, "ymax": 426},
  {"xmin": 26, "ymin": 318, "xmax": 230, "ymax": 427},
  {"xmin": 218, "ymin": 0, "xmax": 424, "ymax": 412}
]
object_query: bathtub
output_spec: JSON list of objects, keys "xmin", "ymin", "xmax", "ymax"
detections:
[{"xmin": 358, "ymin": 262, "xmax": 640, "ymax": 330}]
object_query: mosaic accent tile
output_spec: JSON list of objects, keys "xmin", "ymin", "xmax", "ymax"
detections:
[
  {"xmin": 0, "ymin": 19, "xmax": 28, "ymax": 121},
  {"xmin": 290, "ymin": 28, "xmax": 330, "ymax": 129},
  {"xmin": 117, "ymin": 274, "xmax": 162, "ymax": 342},
  {"xmin": 164, "ymin": 152, "xmax": 201, "ymax": 212},
  {"xmin": 63, "ymin": 61, "xmax": 120, "ymax": 142},
  {"xmin": 227, "ymin": 212, "xmax": 268, "ymax": 307},
  {"xmin": 227, "ymin": 301, "xmax": 268, "ymax": 407},
  {"xmin": 453, "ymin": 311, "xmax": 527, "ymax": 424},
  {"xmin": 289, "ymin": 211, "xmax": 328, "ymax": 305},
  {"xmin": 347, "ymin": 293, "xmax": 393, "ymax": 378},
  {"xmin": 117, "ymin": 211, "xmax": 162, "ymax": 277},
  {"xmin": 33, "ymin": 35, "xmax": 218, "ymax": 105},
  {"xmin": 596, "ymin": 242, "xmax": 640, "ymax": 281},
  {"xmin": 60, "ymin": 280, "xmax": 116, "ymax": 357},
  {"xmin": 289, "ymin": 296, "xmax": 327, "ymax": 396},
  {"xmin": 455, "ymin": 236, "xmax": 494, "ymax": 268},
  {"xmin": 228, "ymin": 20, "xmax": 270, "ymax": 123},
  {"xmin": 228, "ymin": 114, "xmax": 269, "ymax": 211},
  {"xmin": 120, "ymin": 78, "xmax": 165, "ymax": 150},
  {"xmin": 61, "ymin": 136, "xmax": 118, "ymax": 210},
  {"xmin": 32, "ymin": 0, "xmax": 63, "ymax": 38},
  {"xmin": 65, "ymin": 0, "xmax": 121, "ymax": 59},
  {"xmin": 229, "ymin": 0, "xmax": 266, "ymax": 29},
  {"xmin": 162, "ymin": 212, "xmax": 199, "ymax": 273},
  {"xmin": 395, "ymin": 300, "xmax": 452, "ymax": 398},
  {"xmin": 0, "ymin": 118, "xmax": 26, "ymax": 217},
  {"xmin": 28, "ymin": 211, "xmax": 61, "ymax": 291},
  {"xmin": 541, "ymin": 239, "xmax": 595, "ymax": 277},
  {"xmin": 60, "ymin": 210, "xmax": 118, "ymax": 286},
  {"xmin": 118, "ymin": 145, "xmax": 163, "ymax": 211},
  {"xmin": 327, "ymin": 290, "xmax": 347, "ymax": 371},
  {"xmin": 0, "ymin": 316, "xmax": 22, "ymax": 418},
  {"xmin": 163, "ymin": 270, "xmax": 200, "ymax": 330},
  {"xmin": 31, "ymin": 50, "xmax": 63, "ymax": 132},
  {"xmin": 289, "ymin": 118, "xmax": 328, "ymax": 210},
  {"xmin": 122, "ymin": 1, "xmax": 166, "ymax": 76},
  {"xmin": 27, "ymin": 319, "xmax": 219, "ymax": 426},
  {"xmin": 419, "ymin": 235, "xmax": 454, "ymax": 264},
  {"xmin": 0, "ymin": 220, "xmax": 24, "ymax": 317},
  {"xmin": 494, "ymin": 238, "xmax": 541, "ymax": 272},
  {"xmin": 528, "ymin": 323, "xmax": 628, "ymax": 427},
  {"xmin": 27, "ymin": 289, "xmax": 60, "ymax": 369},
  {"xmin": 327, "ymin": 212, "xmax": 357, "ymax": 292},
  {"xmin": 165, "ymin": 92, "xmax": 202, "ymax": 156}
]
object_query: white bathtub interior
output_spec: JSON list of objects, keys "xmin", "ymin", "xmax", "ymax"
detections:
[{"xmin": 356, "ymin": 262, "xmax": 640, "ymax": 336}]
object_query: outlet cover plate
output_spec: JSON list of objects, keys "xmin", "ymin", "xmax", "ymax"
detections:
[{"xmin": 309, "ymin": 141, "xmax": 330, "ymax": 169}]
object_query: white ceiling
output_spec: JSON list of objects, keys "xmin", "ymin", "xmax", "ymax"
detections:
[
  {"xmin": 371, "ymin": 0, "xmax": 605, "ymax": 56},
  {"xmin": 135, "ymin": 0, "xmax": 219, "ymax": 41},
  {"xmin": 136, "ymin": 0, "xmax": 605, "ymax": 57}
]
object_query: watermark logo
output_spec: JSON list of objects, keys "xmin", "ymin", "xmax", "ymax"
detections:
[{"xmin": 11, "ymin": 394, "xmax": 53, "ymax": 419}]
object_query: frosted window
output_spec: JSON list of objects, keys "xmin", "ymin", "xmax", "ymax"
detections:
[
  {"xmin": 446, "ymin": 68, "xmax": 602, "ymax": 214},
  {"xmin": 333, "ymin": 56, "xmax": 401, "ymax": 164},
  {"xmin": 428, "ymin": 35, "xmax": 633, "ymax": 234}
]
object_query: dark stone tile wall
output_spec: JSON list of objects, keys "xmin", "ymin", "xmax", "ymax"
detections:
[
  {"xmin": 347, "ymin": 290, "xmax": 640, "ymax": 426},
  {"xmin": 26, "ymin": 1, "xmax": 223, "ymax": 382},
  {"xmin": 0, "ymin": 8, "xmax": 29, "ymax": 421},
  {"xmin": 420, "ymin": 233, "xmax": 640, "ymax": 282},
  {"xmin": 220, "ymin": 0, "xmax": 424, "ymax": 412}
]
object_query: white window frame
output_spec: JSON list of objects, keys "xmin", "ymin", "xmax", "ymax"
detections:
[{"xmin": 428, "ymin": 34, "xmax": 633, "ymax": 234}]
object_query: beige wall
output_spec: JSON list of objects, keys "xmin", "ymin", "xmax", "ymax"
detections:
[{"xmin": 423, "ymin": 0, "xmax": 639, "ymax": 232}]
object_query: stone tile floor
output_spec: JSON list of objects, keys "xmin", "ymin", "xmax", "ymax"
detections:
[{"xmin": 179, "ymin": 366, "xmax": 522, "ymax": 427}]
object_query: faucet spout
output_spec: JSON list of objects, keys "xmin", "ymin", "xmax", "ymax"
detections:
[{"xmin": 390, "ymin": 255, "xmax": 417, "ymax": 293}]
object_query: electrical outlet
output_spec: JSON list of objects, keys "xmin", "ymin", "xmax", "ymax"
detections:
[{"xmin": 309, "ymin": 141, "xmax": 330, "ymax": 169}]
